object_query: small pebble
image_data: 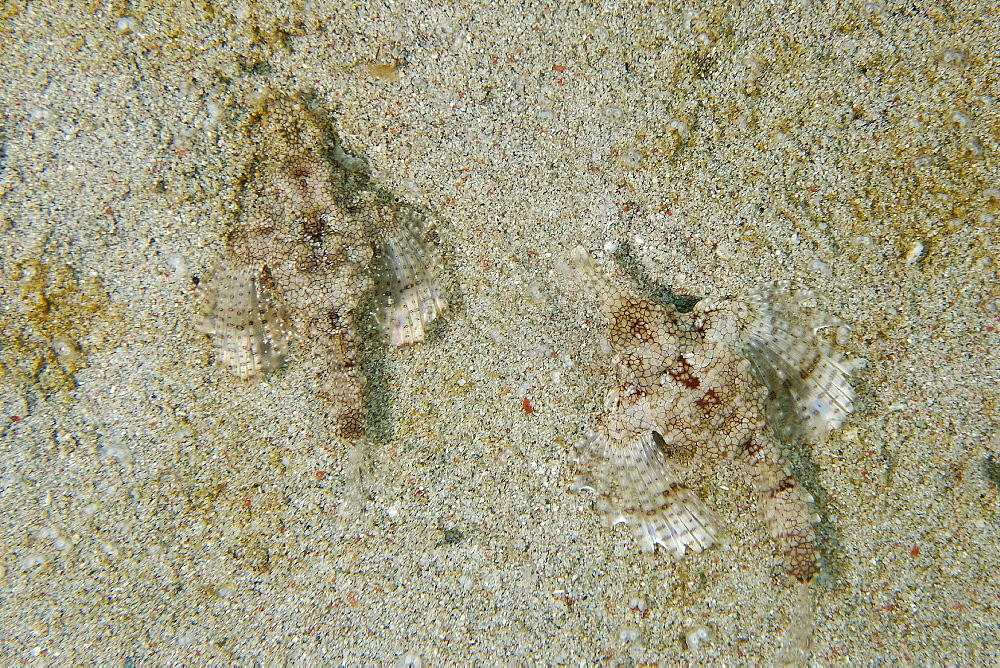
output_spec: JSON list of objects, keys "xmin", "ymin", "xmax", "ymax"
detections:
[
  {"xmin": 950, "ymin": 110, "xmax": 971, "ymax": 129},
  {"xmin": 605, "ymin": 105, "xmax": 624, "ymax": 120},
  {"xmin": 964, "ymin": 138, "xmax": 984, "ymax": 157},
  {"xmin": 116, "ymin": 16, "xmax": 137, "ymax": 33},
  {"xmin": 809, "ymin": 259, "xmax": 831, "ymax": 276},
  {"xmin": 51, "ymin": 336, "xmax": 79, "ymax": 358},
  {"xmin": 904, "ymin": 241, "xmax": 925, "ymax": 266},
  {"xmin": 386, "ymin": 501, "xmax": 401, "ymax": 518},
  {"xmin": 668, "ymin": 118, "xmax": 689, "ymax": 136},
  {"xmin": 836, "ymin": 325, "xmax": 851, "ymax": 347},
  {"xmin": 20, "ymin": 554, "xmax": 46, "ymax": 570},
  {"xmin": 860, "ymin": 0, "xmax": 886, "ymax": 18},
  {"xmin": 942, "ymin": 49, "xmax": 965, "ymax": 66},
  {"xmin": 621, "ymin": 149, "xmax": 643, "ymax": 169},
  {"xmin": 684, "ymin": 625, "xmax": 714, "ymax": 650}
]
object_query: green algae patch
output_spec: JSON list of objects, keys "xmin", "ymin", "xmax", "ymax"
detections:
[{"xmin": 0, "ymin": 255, "xmax": 117, "ymax": 400}]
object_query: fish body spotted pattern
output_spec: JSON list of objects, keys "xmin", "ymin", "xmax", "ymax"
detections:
[
  {"xmin": 570, "ymin": 247, "xmax": 857, "ymax": 582},
  {"xmin": 198, "ymin": 92, "xmax": 447, "ymax": 441}
]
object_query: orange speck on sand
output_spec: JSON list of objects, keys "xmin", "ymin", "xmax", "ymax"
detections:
[{"xmin": 523, "ymin": 398, "xmax": 534, "ymax": 414}]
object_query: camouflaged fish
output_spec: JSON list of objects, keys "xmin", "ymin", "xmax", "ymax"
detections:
[
  {"xmin": 569, "ymin": 246, "xmax": 858, "ymax": 582},
  {"xmin": 198, "ymin": 92, "xmax": 447, "ymax": 438}
]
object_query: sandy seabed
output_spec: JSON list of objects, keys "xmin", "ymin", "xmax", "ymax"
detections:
[{"xmin": 1, "ymin": 1, "xmax": 998, "ymax": 664}]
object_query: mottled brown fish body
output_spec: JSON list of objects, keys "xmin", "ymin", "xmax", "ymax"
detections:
[{"xmin": 571, "ymin": 247, "xmax": 857, "ymax": 582}]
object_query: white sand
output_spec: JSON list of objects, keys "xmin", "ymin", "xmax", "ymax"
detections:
[{"xmin": 1, "ymin": 1, "xmax": 998, "ymax": 663}]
